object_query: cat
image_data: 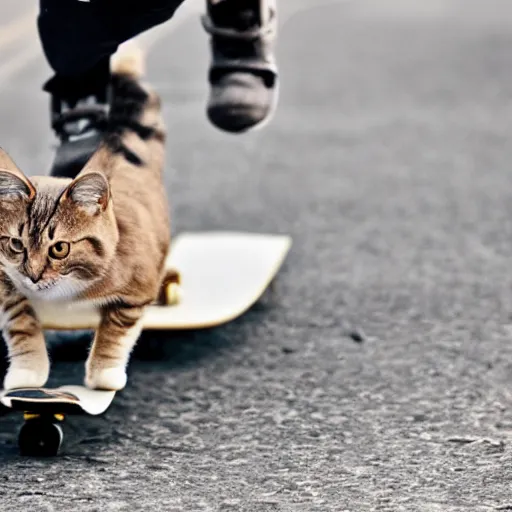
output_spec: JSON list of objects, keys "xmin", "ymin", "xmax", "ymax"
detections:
[{"xmin": 0, "ymin": 46, "xmax": 171, "ymax": 391}]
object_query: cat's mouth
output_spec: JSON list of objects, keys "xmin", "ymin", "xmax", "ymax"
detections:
[
  {"xmin": 35, "ymin": 280, "xmax": 58, "ymax": 291},
  {"xmin": 20, "ymin": 277, "xmax": 60, "ymax": 296},
  {"xmin": 2, "ymin": 266, "xmax": 88, "ymax": 302},
  {"xmin": 20, "ymin": 275, "xmax": 89, "ymax": 302}
]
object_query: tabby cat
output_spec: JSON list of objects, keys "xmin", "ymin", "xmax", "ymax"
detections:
[{"xmin": 0, "ymin": 47, "xmax": 170, "ymax": 391}]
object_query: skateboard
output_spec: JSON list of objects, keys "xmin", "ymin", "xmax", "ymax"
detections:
[
  {"xmin": 32, "ymin": 231, "xmax": 292, "ymax": 330},
  {"xmin": 1, "ymin": 231, "xmax": 292, "ymax": 456},
  {"xmin": 0, "ymin": 386, "xmax": 116, "ymax": 456}
]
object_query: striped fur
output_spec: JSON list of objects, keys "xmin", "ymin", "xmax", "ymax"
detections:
[{"xmin": 0, "ymin": 47, "xmax": 170, "ymax": 390}]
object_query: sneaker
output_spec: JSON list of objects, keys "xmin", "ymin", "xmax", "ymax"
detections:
[
  {"xmin": 44, "ymin": 74, "xmax": 110, "ymax": 178},
  {"xmin": 202, "ymin": 0, "xmax": 278, "ymax": 133}
]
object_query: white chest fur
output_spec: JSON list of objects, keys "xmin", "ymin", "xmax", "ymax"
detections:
[{"xmin": 30, "ymin": 297, "xmax": 119, "ymax": 329}]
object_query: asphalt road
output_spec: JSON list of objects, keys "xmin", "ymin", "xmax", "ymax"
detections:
[{"xmin": 2, "ymin": 0, "xmax": 512, "ymax": 510}]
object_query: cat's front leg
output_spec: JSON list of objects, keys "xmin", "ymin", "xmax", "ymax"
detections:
[
  {"xmin": 2, "ymin": 294, "xmax": 49, "ymax": 390},
  {"xmin": 85, "ymin": 305, "xmax": 144, "ymax": 390}
]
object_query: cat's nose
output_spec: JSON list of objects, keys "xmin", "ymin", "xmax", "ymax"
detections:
[
  {"xmin": 24, "ymin": 262, "xmax": 45, "ymax": 284},
  {"xmin": 26, "ymin": 270, "xmax": 43, "ymax": 284}
]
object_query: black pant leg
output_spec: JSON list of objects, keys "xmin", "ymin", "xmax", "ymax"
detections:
[{"xmin": 38, "ymin": 0, "xmax": 187, "ymax": 79}]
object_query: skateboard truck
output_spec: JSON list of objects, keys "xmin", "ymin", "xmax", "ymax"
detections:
[
  {"xmin": 156, "ymin": 267, "xmax": 182, "ymax": 306},
  {"xmin": 0, "ymin": 386, "xmax": 116, "ymax": 456}
]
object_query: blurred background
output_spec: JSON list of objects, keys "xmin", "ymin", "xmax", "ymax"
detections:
[{"xmin": 2, "ymin": 0, "xmax": 512, "ymax": 510}]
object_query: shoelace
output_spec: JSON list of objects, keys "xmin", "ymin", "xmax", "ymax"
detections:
[
  {"xmin": 51, "ymin": 93, "xmax": 109, "ymax": 140},
  {"xmin": 52, "ymin": 106, "xmax": 107, "ymax": 137},
  {"xmin": 202, "ymin": 3, "xmax": 275, "ymax": 65}
]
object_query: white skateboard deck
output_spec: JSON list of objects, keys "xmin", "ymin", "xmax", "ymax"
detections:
[
  {"xmin": 32, "ymin": 231, "xmax": 292, "ymax": 331},
  {"xmin": 0, "ymin": 385, "xmax": 116, "ymax": 416}
]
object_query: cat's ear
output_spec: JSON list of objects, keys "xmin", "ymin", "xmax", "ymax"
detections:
[
  {"xmin": 0, "ymin": 148, "xmax": 36, "ymax": 204},
  {"xmin": 0, "ymin": 170, "xmax": 36, "ymax": 202},
  {"xmin": 62, "ymin": 172, "xmax": 110, "ymax": 215}
]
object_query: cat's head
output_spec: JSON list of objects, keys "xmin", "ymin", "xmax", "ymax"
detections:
[{"xmin": 0, "ymin": 149, "xmax": 118, "ymax": 301}]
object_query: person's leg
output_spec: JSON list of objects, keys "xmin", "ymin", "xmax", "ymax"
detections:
[
  {"xmin": 38, "ymin": 0, "xmax": 185, "ymax": 178},
  {"xmin": 38, "ymin": 0, "xmax": 279, "ymax": 178},
  {"xmin": 203, "ymin": 0, "xmax": 278, "ymax": 133}
]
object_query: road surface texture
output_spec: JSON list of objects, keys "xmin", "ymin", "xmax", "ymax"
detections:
[{"xmin": 1, "ymin": 0, "xmax": 512, "ymax": 510}]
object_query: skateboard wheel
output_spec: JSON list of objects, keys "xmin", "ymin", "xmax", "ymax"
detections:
[
  {"xmin": 166, "ymin": 283, "xmax": 182, "ymax": 305},
  {"xmin": 18, "ymin": 420, "xmax": 63, "ymax": 457}
]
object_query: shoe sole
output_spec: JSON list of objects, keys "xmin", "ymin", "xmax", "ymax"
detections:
[
  {"xmin": 209, "ymin": 76, "xmax": 280, "ymax": 135},
  {"xmin": 247, "ymin": 75, "xmax": 279, "ymax": 133}
]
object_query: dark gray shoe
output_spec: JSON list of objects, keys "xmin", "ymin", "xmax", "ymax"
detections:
[
  {"xmin": 44, "ymin": 71, "xmax": 110, "ymax": 178},
  {"xmin": 202, "ymin": 0, "xmax": 278, "ymax": 133}
]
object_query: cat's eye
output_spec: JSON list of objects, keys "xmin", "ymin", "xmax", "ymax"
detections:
[
  {"xmin": 9, "ymin": 238, "xmax": 24, "ymax": 253},
  {"xmin": 49, "ymin": 242, "xmax": 70, "ymax": 260}
]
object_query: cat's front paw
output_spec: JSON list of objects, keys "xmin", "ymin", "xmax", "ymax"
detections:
[
  {"xmin": 3, "ymin": 368, "xmax": 48, "ymax": 390},
  {"xmin": 85, "ymin": 367, "xmax": 127, "ymax": 391}
]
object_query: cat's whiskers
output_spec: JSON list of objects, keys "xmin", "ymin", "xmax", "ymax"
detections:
[
  {"xmin": 4, "ymin": 266, "xmax": 88, "ymax": 302},
  {"xmin": 31, "ymin": 278, "xmax": 89, "ymax": 302}
]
